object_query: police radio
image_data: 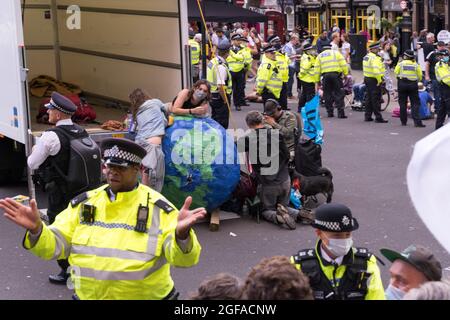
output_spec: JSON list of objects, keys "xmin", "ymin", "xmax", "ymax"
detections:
[
  {"xmin": 81, "ymin": 203, "xmax": 96, "ymax": 223},
  {"xmin": 135, "ymin": 193, "xmax": 150, "ymax": 233}
]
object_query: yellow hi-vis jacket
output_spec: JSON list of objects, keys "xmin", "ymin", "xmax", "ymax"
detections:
[
  {"xmin": 23, "ymin": 184, "xmax": 202, "ymax": 300},
  {"xmin": 256, "ymin": 57, "xmax": 283, "ymax": 98},
  {"xmin": 291, "ymin": 240, "xmax": 386, "ymax": 300},
  {"xmin": 241, "ymin": 45, "xmax": 253, "ymax": 70},
  {"xmin": 314, "ymin": 49, "xmax": 349, "ymax": 82},
  {"xmin": 277, "ymin": 51, "xmax": 290, "ymax": 83},
  {"xmin": 189, "ymin": 39, "xmax": 200, "ymax": 65},
  {"xmin": 226, "ymin": 46, "xmax": 245, "ymax": 73},
  {"xmin": 435, "ymin": 61, "xmax": 450, "ymax": 87},
  {"xmin": 394, "ymin": 59, "xmax": 422, "ymax": 82},
  {"xmin": 207, "ymin": 56, "xmax": 232, "ymax": 94},
  {"xmin": 363, "ymin": 52, "xmax": 386, "ymax": 85},
  {"xmin": 298, "ymin": 53, "xmax": 317, "ymax": 83}
]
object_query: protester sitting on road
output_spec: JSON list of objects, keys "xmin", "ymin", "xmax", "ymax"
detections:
[
  {"xmin": 352, "ymin": 83, "xmax": 367, "ymax": 107},
  {"xmin": 418, "ymin": 82, "xmax": 433, "ymax": 119},
  {"xmin": 190, "ymin": 273, "xmax": 243, "ymax": 300},
  {"xmin": 241, "ymin": 256, "xmax": 313, "ymax": 300},
  {"xmin": 380, "ymin": 245, "xmax": 443, "ymax": 300},
  {"xmin": 403, "ymin": 280, "xmax": 450, "ymax": 300},
  {"xmin": 129, "ymin": 88, "xmax": 167, "ymax": 192},
  {"xmin": 172, "ymin": 80, "xmax": 210, "ymax": 117},
  {"xmin": 0, "ymin": 138, "xmax": 206, "ymax": 300},
  {"xmin": 291, "ymin": 203, "xmax": 386, "ymax": 300}
]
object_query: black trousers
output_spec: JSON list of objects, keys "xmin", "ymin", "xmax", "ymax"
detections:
[
  {"xmin": 279, "ymin": 82, "xmax": 289, "ymax": 110},
  {"xmin": 231, "ymin": 70, "xmax": 245, "ymax": 108},
  {"xmin": 46, "ymin": 181, "xmax": 70, "ymax": 274},
  {"xmin": 322, "ymin": 72, "xmax": 345, "ymax": 116},
  {"xmin": 298, "ymin": 81, "xmax": 316, "ymax": 111},
  {"xmin": 364, "ymin": 77, "xmax": 383, "ymax": 120},
  {"xmin": 261, "ymin": 90, "xmax": 279, "ymax": 106},
  {"xmin": 435, "ymin": 83, "xmax": 450, "ymax": 129},
  {"xmin": 211, "ymin": 93, "xmax": 230, "ymax": 129},
  {"xmin": 398, "ymin": 79, "xmax": 421, "ymax": 125}
]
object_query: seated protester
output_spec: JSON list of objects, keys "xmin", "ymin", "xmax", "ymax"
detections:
[
  {"xmin": 189, "ymin": 273, "xmax": 243, "ymax": 300},
  {"xmin": 263, "ymin": 99, "xmax": 299, "ymax": 158},
  {"xmin": 418, "ymin": 82, "xmax": 433, "ymax": 119},
  {"xmin": 241, "ymin": 256, "xmax": 313, "ymax": 300},
  {"xmin": 353, "ymin": 83, "xmax": 366, "ymax": 106},
  {"xmin": 239, "ymin": 111, "xmax": 301, "ymax": 230},
  {"xmin": 171, "ymin": 80, "xmax": 211, "ymax": 117},
  {"xmin": 129, "ymin": 88, "xmax": 167, "ymax": 192}
]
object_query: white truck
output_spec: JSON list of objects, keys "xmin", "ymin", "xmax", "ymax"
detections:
[{"xmin": 0, "ymin": 0, "xmax": 191, "ymax": 194}]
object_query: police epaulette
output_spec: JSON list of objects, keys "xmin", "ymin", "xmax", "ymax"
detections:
[
  {"xmin": 71, "ymin": 192, "xmax": 89, "ymax": 208},
  {"xmin": 295, "ymin": 248, "xmax": 316, "ymax": 263},
  {"xmin": 354, "ymin": 247, "xmax": 372, "ymax": 260},
  {"xmin": 155, "ymin": 199, "xmax": 175, "ymax": 214}
]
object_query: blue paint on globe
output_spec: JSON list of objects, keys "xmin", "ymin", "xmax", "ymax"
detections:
[{"xmin": 162, "ymin": 116, "xmax": 240, "ymax": 211}]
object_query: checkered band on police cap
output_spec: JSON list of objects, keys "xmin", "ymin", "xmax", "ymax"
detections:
[{"xmin": 104, "ymin": 145, "xmax": 142, "ymax": 164}]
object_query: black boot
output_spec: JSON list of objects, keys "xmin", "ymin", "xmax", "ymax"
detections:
[{"xmin": 48, "ymin": 269, "xmax": 69, "ymax": 285}]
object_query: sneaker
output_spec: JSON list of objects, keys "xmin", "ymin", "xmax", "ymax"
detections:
[
  {"xmin": 276, "ymin": 204, "xmax": 296, "ymax": 230},
  {"xmin": 298, "ymin": 208, "xmax": 315, "ymax": 224}
]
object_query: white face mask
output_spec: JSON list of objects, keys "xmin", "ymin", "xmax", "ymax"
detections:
[
  {"xmin": 385, "ymin": 284, "xmax": 406, "ymax": 300},
  {"xmin": 193, "ymin": 90, "xmax": 207, "ymax": 101},
  {"xmin": 325, "ymin": 237, "xmax": 353, "ymax": 257}
]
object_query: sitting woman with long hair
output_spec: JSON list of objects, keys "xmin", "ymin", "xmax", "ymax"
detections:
[
  {"xmin": 129, "ymin": 88, "xmax": 167, "ymax": 192},
  {"xmin": 172, "ymin": 80, "xmax": 211, "ymax": 117}
]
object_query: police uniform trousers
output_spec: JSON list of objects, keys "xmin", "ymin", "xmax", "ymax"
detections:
[
  {"xmin": 364, "ymin": 77, "xmax": 383, "ymax": 120},
  {"xmin": 231, "ymin": 70, "xmax": 246, "ymax": 108},
  {"xmin": 192, "ymin": 64, "xmax": 200, "ymax": 85},
  {"xmin": 211, "ymin": 93, "xmax": 230, "ymax": 129},
  {"xmin": 397, "ymin": 79, "xmax": 422, "ymax": 125},
  {"xmin": 322, "ymin": 72, "xmax": 345, "ymax": 116},
  {"xmin": 46, "ymin": 180, "xmax": 70, "ymax": 274},
  {"xmin": 298, "ymin": 81, "xmax": 316, "ymax": 111},
  {"xmin": 261, "ymin": 89, "xmax": 279, "ymax": 106},
  {"xmin": 260, "ymin": 178, "xmax": 298, "ymax": 224},
  {"xmin": 279, "ymin": 82, "xmax": 289, "ymax": 110},
  {"xmin": 435, "ymin": 83, "xmax": 450, "ymax": 129}
]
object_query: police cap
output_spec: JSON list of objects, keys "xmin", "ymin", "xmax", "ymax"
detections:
[
  {"xmin": 303, "ymin": 43, "xmax": 315, "ymax": 51},
  {"xmin": 312, "ymin": 203, "xmax": 359, "ymax": 232},
  {"xmin": 369, "ymin": 41, "xmax": 381, "ymax": 50},
  {"xmin": 403, "ymin": 49, "xmax": 415, "ymax": 59},
  {"xmin": 217, "ymin": 41, "xmax": 231, "ymax": 51},
  {"xmin": 231, "ymin": 34, "xmax": 243, "ymax": 41},
  {"xmin": 189, "ymin": 30, "xmax": 195, "ymax": 38},
  {"xmin": 101, "ymin": 138, "xmax": 146, "ymax": 167},
  {"xmin": 321, "ymin": 41, "xmax": 332, "ymax": 50},
  {"xmin": 45, "ymin": 92, "xmax": 77, "ymax": 115},
  {"xmin": 261, "ymin": 45, "xmax": 277, "ymax": 54},
  {"xmin": 438, "ymin": 49, "xmax": 450, "ymax": 56},
  {"xmin": 267, "ymin": 35, "xmax": 281, "ymax": 45}
]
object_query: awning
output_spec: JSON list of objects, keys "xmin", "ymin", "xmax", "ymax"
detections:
[{"xmin": 188, "ymin": 0, "xmax": 268, "ymax": 23}]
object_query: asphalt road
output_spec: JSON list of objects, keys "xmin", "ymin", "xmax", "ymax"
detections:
[{"xmin": 1, "ymin": 71, "xmax": 449, "ymax": 300}]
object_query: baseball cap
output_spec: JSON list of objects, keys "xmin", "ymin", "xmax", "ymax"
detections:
[{"xmin": 380, "ymin": 245, "xmax": 442, "ymax": 281}]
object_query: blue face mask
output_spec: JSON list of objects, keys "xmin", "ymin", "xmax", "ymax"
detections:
[
  {"xmin": 442, "ymin": 57, "xmax": 449, "ymax": 63},
  {"xmin": 385, "ymin": 284, "xmax": 406, "ymax": 300}
]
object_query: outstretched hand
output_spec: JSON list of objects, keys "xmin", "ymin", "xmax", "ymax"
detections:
[
  {"xmin": 176, "ymin": 196, "xmax": 207, "ymax": 240},
  {"xmin": 0, "ymin": 198, "xmax": 42, "ymax": 234}
]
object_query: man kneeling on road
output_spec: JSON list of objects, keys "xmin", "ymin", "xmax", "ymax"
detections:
[{"xmin": 0, "ymin": 138, "xmax": 206, "ymax": 300}]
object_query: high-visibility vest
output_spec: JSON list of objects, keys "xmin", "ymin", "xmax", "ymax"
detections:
[
  {"xmin": 189, "ymin": 39, "xmax": 200, "ymax": 65},
  {"xmin": 241, "ymin": 45, "xmax": 253, "ymax": 70},
  {"xmin": 394, "ymin": 60, "xmax": 422, "ymax": 82},
  {"xmin": 207, "ymin": 57, "xmax": 232, "ymax": 94},
  {"xmin": 256, "ymin": 58, "xmax": 283, "ymax": 98},
  {"xmin": 23, "ymin": 184, "xmax": 202, "ymax": 300},
  {"xmin": 298, "ymin": 53, "xmax": 317, "ymax": 83},
  {"xmin": 314, "ymin": 49, "xmax": 348, "ymax": 79},
  {"xmin": 276, "ymin": 51, "xmax": 290, "ymax": 83},
  {"xmin": 226, "ymin": 47, "xmax": 245, "ymax": 72},
  {"xmin": 435, "ymin": 61, "xmax": 450, "ymax": 87},
  {"xmin": 363, "ymin": 52, "xmax": 385, "ymax": 85}
]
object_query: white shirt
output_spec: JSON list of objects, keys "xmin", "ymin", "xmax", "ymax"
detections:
[
  {"xmin": 27, "ymin": 119, "xmax": 74, "ymax": 170},
  {"xmin": 320, "ymin": 245, "xmax": 344, "ymax": 266},
  {"xmin": 215, "ymin": 56, "xmax": 228, "ymax": 86},
  {"xmin": 247, "ymin": 35, "xmax": 255, "ymax": 47},
  {"xmin": 331, "ymin": 42, "xmax": 339, "ymax": 52},
  {"xmin": 341, "ymin": 42, "xmax": 351, "ymax": 58}
]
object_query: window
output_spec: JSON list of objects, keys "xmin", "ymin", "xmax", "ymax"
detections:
[
  {"xmin": 330, "ymin": 9, "xmax": 350, "ymax": 33},
  {"xmin": 308, "ymin": 12, "xmax": 320, "ymax": 38}
]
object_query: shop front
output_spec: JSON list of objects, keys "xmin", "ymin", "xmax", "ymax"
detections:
[
  {"xmin": 328, "ymin": 1, "xmax": 351, "ymax": 33},
  {"xmin": 296, "ymin": 0, "xmax": 325, "ymax": 41}
]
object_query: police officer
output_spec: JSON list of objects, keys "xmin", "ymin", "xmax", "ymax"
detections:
[
  {"xmin": 227, "ymin": 34, "xmax": 246, "ymax": 111},
  {"xmin": 1, "ymin": 138, "xmax": 206, "ymax": 300},
  {"xmin": 363, "ymin": 41, "xmax": 388, "ymax": 123},
  {"xmin": 267, "ymin": 35, "xmax": 290, "ymax": 110},
  {"xmin": 298, "ymin": 43, "xmax": 317, "ymax": 111},
  {"xmin": 256, "ymin": 45, "xmax": 283, "ymax": 105},
  {"xmin": 188, "ymin": 30, "xmax": 201, "ymax": 84},
  {"xmin": 291, "ymin": 203, "xmax": 385, "ymax": 300},
  {"xmin": 240, "ymin": 36, "xmax": 253, "ymax": 106},
  {"xmin": 207, "ymin": 42, "xmax": 232, "ymax": 129},
  {"xmin": 435, "ymin": 49, "xmax": 450, "ymax": 130},
  {"xmin": 394, "ymin": 50, "xmax": 425, "ymax": 127},
  {"xmin": 314, "ymin": 41, "xmax": 349, "ymax": 118},
  {"xmin": 27, "ymin": 92, "xmax": 94, "ymax": 284}
]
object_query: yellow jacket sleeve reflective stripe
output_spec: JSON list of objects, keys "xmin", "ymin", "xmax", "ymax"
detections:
[
  {"xmin": 365, "ymin": 255, "xmax": 386, "ymax": 300},
  {"xmin": 164, "ymin": 229, "xmax": 201, "ymax": 267},
  {"xmin": 417, "ymin": 64, "xmax": 423, "ymax": 81}
]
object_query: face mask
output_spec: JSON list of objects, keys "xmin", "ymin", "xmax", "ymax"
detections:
[
  {"xmin": 325, "ymin": 237, "xmax": 353, "ymax": 257},
  {"xmin": 385, "ymin": 284, "xmax": 406, "ymax": 300},
  {"xmin": 193, "ymin": 90, "xmax": 207, "ymax": 101},
  {"xmin": 442, "ymin": 57, "xmax": 449, "ymax": 63}
]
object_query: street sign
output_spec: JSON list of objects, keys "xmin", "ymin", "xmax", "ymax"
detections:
[{"xmin": 437, "ymin": 30, "xmax": 450, "ymax": 44}]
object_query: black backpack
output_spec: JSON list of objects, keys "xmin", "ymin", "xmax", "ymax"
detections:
[
  {"xmin": 50, "ymin": 126, "xmax": 102, "ymax": 196},
  {"xmin": 294, "ymin": 139, "xmax": 322, "ymax": 177}
]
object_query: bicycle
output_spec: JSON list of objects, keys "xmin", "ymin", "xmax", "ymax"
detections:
[{"xmin": 350, "ymin": 81, "xmax": 392, "ymax": 112}]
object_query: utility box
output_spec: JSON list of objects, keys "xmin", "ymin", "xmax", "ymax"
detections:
[{"xmin": 349, "ymin": 34, "xmax": 367, "ymax": 71}]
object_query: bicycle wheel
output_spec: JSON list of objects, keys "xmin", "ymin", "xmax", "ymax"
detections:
[{"xmin": 380, "ymin": 88, "xmax": 390, "ymax": 111}]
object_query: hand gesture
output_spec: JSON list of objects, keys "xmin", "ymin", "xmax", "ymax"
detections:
[
  {"xmin": 191, "ymin": 105, "xmax": 208, "ymax": 116},
  {"xmin": 264, "ymin": 115, "xmax": 276, "ymax": 126},
  {"xmin": 0, "ymin": 198, "xmax": 42, "ymax": 234},
  {"xmin": 176, "ymin": 196, "xmax": 207, "ymax": 240}
]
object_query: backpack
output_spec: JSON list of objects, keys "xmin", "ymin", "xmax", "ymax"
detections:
[
  {"xmin": 49, "ymin": 126, "xmax": 102, "ymax": 196},
  {"xmin": 295, "ymin": 138, "xmax": 323, "ymax": 176}
]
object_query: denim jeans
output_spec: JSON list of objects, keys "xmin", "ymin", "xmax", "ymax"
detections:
[{"xmin": 353, "ymin": 84, "xmax": 366, "ymax": 102}]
